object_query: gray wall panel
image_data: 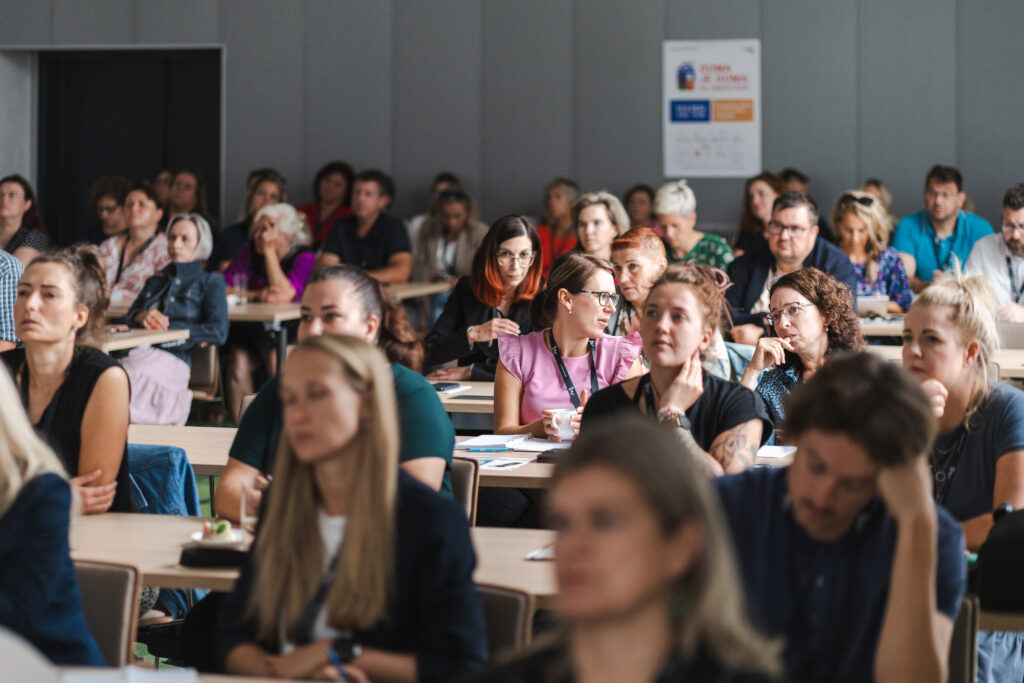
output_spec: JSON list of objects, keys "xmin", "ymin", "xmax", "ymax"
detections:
[
  {"xmin": 302, "ymin": 0, "xmax": 394, "ymax": 208},
  {"xmin": 137, "ymin": 0, "xmax": 220, "ymax": 45},
  {"xmin": 52, "ymin": 0, "xmax": 136, "ymax": 44},
  {"xmin": 391, "ymin": 0, "xmax": 481, "ymax": 217},
  {"xmin": 0, "ymin": 3, "xmax": 53, "ymax": 45},
  {"xmin": 0, "ymin": 53, "xmax": 37, "ymax": 179},
  {"xmin": 480, "ymin": 0, "xmax": 573, "ymax": 220},
  {"xmin": 572, "ymin": 0, "xmax": 663, "ymax": 201},
  {"xmin": 857, "ymin": 0, "xmax": 957, "ymax": 219}
]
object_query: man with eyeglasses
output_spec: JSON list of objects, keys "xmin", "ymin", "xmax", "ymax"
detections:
[
  {"xmin": 893, "ymin": 164, "xmax": 993, "ymax": 293},
  {"xmin": 726, "ymin": 192, "xmax": 856, "ymax": 345},
  {"xmin": 966, "ymin": 183, "xmax": 1024, "ymax": 323}
]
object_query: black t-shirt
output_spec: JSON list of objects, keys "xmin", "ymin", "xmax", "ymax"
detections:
[
  {"xmin": 582, "ymin": 372, "xmax": 771, "ymax": 450},
  {"xmin": 321, "ymin": 213, "xmax": 411, "ymax": 270}
]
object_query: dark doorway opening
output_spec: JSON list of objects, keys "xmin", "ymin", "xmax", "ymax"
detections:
[{"xmin": 38, "ymin": 49, "xmax": 221, "ymax": 246}]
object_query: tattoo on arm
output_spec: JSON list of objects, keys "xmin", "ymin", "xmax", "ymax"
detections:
[{"xmin": 710, "ymin": 424, "xmax": 758, "ymax": 472}]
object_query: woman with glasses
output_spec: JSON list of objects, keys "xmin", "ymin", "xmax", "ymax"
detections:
[
  {"xmin": 572, "ymin": 192, "xmax": 631, "ymax": 262},
  {"xmin": 832, "ymin": 190, "xmax": 911, "ymax": 314},
  {"xmin": 423, "ymin": 215, "xmax": 541, "ymax": 382},
  {"xmin": 495, "ymin": 252, "xmax": 643, "ymax": 441},
  {"xmin": 740, "ymin": 268, "xmax": 864, "ymax": 434}
]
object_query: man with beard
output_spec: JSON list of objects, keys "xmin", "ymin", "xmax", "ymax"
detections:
[{"xmin": 966, "ymin": 183, "xmax": 1024, "ymax": 322}]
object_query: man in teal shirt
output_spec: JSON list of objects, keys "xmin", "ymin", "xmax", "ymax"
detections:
[{"xmin": 892, "ymin": 164, "xmax": 992, "ymax": 292}]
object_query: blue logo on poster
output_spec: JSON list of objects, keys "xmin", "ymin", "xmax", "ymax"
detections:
[
  {"xmin": 677, "ymin": 63, "xmax": 696, "ymax": 90},
  {"xmin": 670, "ymin": 100, "xmax": 710, "ymax": 122}
]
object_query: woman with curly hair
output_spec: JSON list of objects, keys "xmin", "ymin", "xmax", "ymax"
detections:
[{"xmin": 740, "ymin": 268, "xmax": 864, "ymax": 434}]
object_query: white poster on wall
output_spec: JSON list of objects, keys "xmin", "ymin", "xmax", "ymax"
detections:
[{"xmin": 663, "ymin": 39, "xmax": 761, "ymax": 178}]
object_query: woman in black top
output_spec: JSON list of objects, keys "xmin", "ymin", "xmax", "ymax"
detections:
[
  {"xmin": 582, "ymin": 264, "xmax": 769, "ymax": 476},
  {"xmin": 0, "ymin": 174, "xmax": 51, "ymax": 267},
  {"xmin": 1, "ymin": 245, "xmax": 131, "ymax": 513},
  {"xmin": 470, "ymin": 419, "xmax": 780, "ymax": 683},
  {"xmin": 423, "ymin": 215, "xmax": 542, "ymax": 382}
]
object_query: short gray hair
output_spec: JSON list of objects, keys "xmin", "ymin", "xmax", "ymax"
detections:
[
  {"xmin": 654, "ymin": 179, "xmax": 697, "ymax": 217},
  {"xmin": 167, "ymin": 213, "xmax": 214, "ymax": 261},
  {"xmin": 253, "ymin": 202, "xmax": 311, "ymax": 248}
]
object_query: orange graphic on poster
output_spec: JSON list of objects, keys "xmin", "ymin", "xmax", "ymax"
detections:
[{"xmin": 713, "ymin": 99, "xmax": 754, "ymax": 122}]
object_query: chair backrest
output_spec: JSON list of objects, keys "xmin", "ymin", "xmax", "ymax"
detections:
[
  {"xmin": 478, "ymin": 584, "xmax": 534, "ymax": 660},
  {"xmin": 948, "ymin": 594, "xmax": 979, "ymax": 683},
  {"xmin": 450, "ymin": 457, "xmax": 479, "ymax": 525},
  {"xmin": 0, "ymin": 627, "xmax": 59, "ymax": 683},
  {"xmin": 239, "ymin": 394, "xmax": 257, "ymax": 420},
  {"xmin": 189, "ymin": 344, "xmax": 220, "ymax": 398},
  {"xmin": 74, "ymin": 560, "xmax": 140, "ymax": 666}
]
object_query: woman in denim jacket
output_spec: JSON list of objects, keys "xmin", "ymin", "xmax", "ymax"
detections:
[{"xmin": 122, "ymin": 213, "xmax": 229, "ymax": 424}]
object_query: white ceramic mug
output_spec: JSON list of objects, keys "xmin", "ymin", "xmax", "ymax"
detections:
[{"xmin": 549, "ymin": 408, "xmax": 577, "ymax": 440}]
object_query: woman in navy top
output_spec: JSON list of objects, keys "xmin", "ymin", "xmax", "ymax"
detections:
[{"xmin": 0, "ymin": 367, "xmax": 103, "ymax": 666}]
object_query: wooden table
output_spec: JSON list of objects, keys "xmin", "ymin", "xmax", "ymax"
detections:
[
  {"xmin": 868, "ymin": 345, "xmax": 1024, "ymax": 380},
  {"xmin": 129, "ymin": 424, "xmax": 233, "ymax": 476},
  {"xmin": 388, "ymin": 280, "xmax": 454, "ymax": 301},
  {"xmin": 70, "ymin": 513, "xmax": 556, "ymax": 607},
  {"xmin": 99, "ymin": 328, "xmax": 189, "ymax": 353},
  {"xmin": 226, "ymin": 302, "xmax": 302, "ymax": 373},
  {"xmin": 438, "ymin": 381, "xmax": 496, "ymax": 414},
  {"xmin": 859, "ymin": 317, "xmax": 904, "ymax": 338}
]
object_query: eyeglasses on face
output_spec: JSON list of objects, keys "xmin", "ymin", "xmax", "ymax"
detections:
[
  {"xmin": 838, "ymin": 193, "xmax": 874, "ymax": 208},
  {"xmin": 496, "ymin": 250, "xmax": 535, "ymax": 266},
  {"xmin": 764, "ymin": 302, "xmax": 815, "ymax": 327},
  {"xmin": 1002, "ymin": 225, "xmax": 1024, "ymax": 236},
  {"xmin": 765, "ymin": 220, "xmax": 813, "ymax": 237},
  {"xmin": 569, "ymin": 289, "xmax": 620, "ymax": 308},
  {"xmin": 0, "ymin": 191, "xmax": 25, "ymax": 201}
]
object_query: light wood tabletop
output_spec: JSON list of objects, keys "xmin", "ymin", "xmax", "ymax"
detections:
[
  {"xmin": 70, "ymin": 513, "xmax": 556, "ymax": 606},
  {"xmin": 129, "ymin": 424, "xmax": 234, "ymax": 476},
  {"xmin": 99, "ymin": 328, "xmax": 189, "ymax": 353},
  {"xmin": 223, "ymin": 302, "xmax": 302, "ymax": 323},
  {"xmin": 437, "ymin": 381, "xmax": 496, "ymax": 414},
  {"xmin": 867, "ymin": 345, "xmax": 1024, "ymax": 380},
  {"xmin": 859, "ymin": 317, "xmax": 904, "ymax": 338},
  {"xmin": 387, "ymin": 280, "xmax": 454, "ymax": 301}
]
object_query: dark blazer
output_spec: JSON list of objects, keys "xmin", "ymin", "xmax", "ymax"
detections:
[
  {"xmin": 216, "ymin": 471, "xmax": 488, "ymax": 682},
  {"xmin": 422, "ymin": 276, "xmax": 532, "ymax": 381},
  {"xmin": 726, "ymin": 237, "xmax": 858, "ymax": 328},
  {"xmin": 0, "ymin": 473, "xmax": 104, "ymax": 666}
]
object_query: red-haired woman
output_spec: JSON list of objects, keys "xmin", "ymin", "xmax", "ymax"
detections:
[{"xmin": 423, "ymin": 215, "xmax": 542, "ymax": 381}]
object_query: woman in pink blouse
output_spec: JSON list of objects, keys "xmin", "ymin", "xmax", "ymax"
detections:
[
  {"xmin": 495, "ymin": 252, "xmax": 643, "ymax": 440},
  {"xmin": 98, "ymin": 182, "xmax": 170, "ymax": 305}
]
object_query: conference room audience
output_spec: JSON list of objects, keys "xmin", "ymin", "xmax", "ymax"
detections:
[
  {"xmin": 607, "ymin": 227, "xmax": 668, "ymax": 337},
  {"xmin": 98, "ymin": 182, "xmax": 170, "ymax": 305},
  {"xmin": 0, "ymin": 368, "xmax": 103, "ymax": 666},
  {"xmin": 893, "ymin": 164, "xmax": 993, "ymax": 292},
  {"xmin": 495, "ymin": 252, "xmax": 643, "ymax": 441},
  {"xmin": 0, "ymin": 250, "xmax": 22, "ymax": 352},
  {"xmin": 167, "ymin": 167, "xmax": 214, "ymax": 225},
  {"xmin": 316, "ymin": 169, "xmax": 412, "ymax": 284},
  {"xmin": 214, "ymin": 264, "xmax": 454, "ymax": 524},
  {"xmin": 223, "ymin": 202, "xmax": 315, "ymax": 421},
  {"xmin": 740, "ymin": 268, "xmax": 864, "ymax": 435},
  {"xmin": 216, "ymin": 335, "xmax": 487, "ymax": 682},
  {"xmin": 832, "ymin": 190, "xmax": 912, "ymax": 313},
  {"xmin": 654, "ymin": 179, "xmax": 733, "ymax": 269},
  {"xmin": 734, "ymin": 171, "xmax": 783, "ymax": 256},
  {"xmin": 966, "ymin": 182, "xmax": 1024, "ymax": 323},
  {"xmin": 571, "ymin": 191, "xmax": 630, "ymax": 262},
  {"xmin": 716, "ymin": 352, "xmax": 966, "ymax": 682},
  {"xmin": 423, "ymin": 215, "xmax": 540, "ymax": 382},
  {"xmin": 901, "ymin": 273, "xmax": 1024, "ymax": 551},
  {"xmin": 85, "ymin": 175, "xmax": 131, "ymax": 245},
  {"xmin": 726, "ymin": 191, "xmax": 857, "ymax": 345},
  {"xmin": 412, "ymin": 186, "xmax": 487, "ymax": 283},
  {"xmin": 406, "ymin": 171, "xmax": 459, "ymax": 246},
  {"xmin": 473, "ymin": 418, "xmax": 781, "ymax": 682},
  {"xmin": 623, "ymin": 183, "xmax": 661, "ymax": 232},
  {"xmin": 2, "ymin": 245, "xmax": 130, "ymax": 513},
  {"xmin": 0, "ymin": 174, "xmax": 51, "ymax": 268},
  {"xmin": 536, "ymin": 177, "xmax": 581, "ymax": 278},
  {"xmin": 859, "ymin": 177, "xmax": 896, "ymax": 238},
  {"xmin": 583, "ymin": 265, "xmax": 769, "ymax": 476},
  {"xmin": 210, "ymin": 170, "xmax": 287, "ymax": 272},
  {"xmin": 122, "ymin": 214, "xmax": 229, "ymax": 425},
  {"xmin": 297, "ymin": 160, "xmax": 354, "ymax": 246}
]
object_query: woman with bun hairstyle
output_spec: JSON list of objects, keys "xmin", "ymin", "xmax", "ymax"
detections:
[{"xmin": 2, "ymin": 246, "xmax": 130, "ymax": 514}]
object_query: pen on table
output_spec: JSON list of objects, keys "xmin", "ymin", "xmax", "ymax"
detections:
[{"xmin": 466, "ymin": 447, "xmax": 511, "ymax": 453}]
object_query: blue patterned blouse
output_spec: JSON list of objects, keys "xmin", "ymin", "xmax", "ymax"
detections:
[
  {"xmin": 755, "ymin": 364, "xmax": 801, "ymax": 432},
  {"xmin": 852, "ymin": 246, "xmax": 912, "ymax": 311}
]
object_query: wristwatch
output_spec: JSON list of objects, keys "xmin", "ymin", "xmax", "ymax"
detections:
[
  {"xmin": 330, "ymin": 634, "xmax": 363, "ymax": 664},
  {"xmin": 657, "ymin": 406, "xmax": 691, "ymax": 430}
]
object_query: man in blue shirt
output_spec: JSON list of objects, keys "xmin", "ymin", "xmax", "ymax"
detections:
[
  {"xmin": 893, "ymin": 164, "xmax": 993, "ymax": 292},
  {"xmin": 715, "ymin": 353, "xmax": 966, "ymax": 682}
]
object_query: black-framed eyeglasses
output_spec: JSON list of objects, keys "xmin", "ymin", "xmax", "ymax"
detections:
[
  {"xmin": 1002, "ymin": 224, "xmax": 1024, "ymax": 236},
  {"xmin": 765, "ymin": 220, "xmax": 814, "ymax": 237},
  {"xmin": 839, "ymin": 193, "xmax": 874, "ymax": 208},
  {"xmin": 569, "ymin": 289, "xmax": 620, "ymax": 308},
  {"xmin": 764, "ymin": 302, "xmax": 815, "ymax": 327},
  {"xmin": 496, "ymin": 250, "xmax": 535, "ymax": 266}
]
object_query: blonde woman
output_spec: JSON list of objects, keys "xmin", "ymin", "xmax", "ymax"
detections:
[
  {"xmin": 471, "ymin": 417, "xmax": 780, "ymax": 681},
  {"xmin": 832, "ymin": 190, "xmax": 911, "ymax": 313},
  {"xmin": 0, "ymin": 368, "xmax": 103, "ymax": 666},
  {"xmin": 217, "ymin": 335, "xmax": 486, "ymax": 681},
  {"xmin": 572, "ymin": 191, "xmax": 630, "ymax": 262}
]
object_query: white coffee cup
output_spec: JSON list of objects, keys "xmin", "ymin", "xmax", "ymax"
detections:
[{"xmin": 549, "ymin": 408, "xmax": 577, "ymax": 440}]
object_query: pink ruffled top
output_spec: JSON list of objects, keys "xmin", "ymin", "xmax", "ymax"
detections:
[{"xmin": 499, "ymin": 330, "xmax": 642, "ymax": 424}]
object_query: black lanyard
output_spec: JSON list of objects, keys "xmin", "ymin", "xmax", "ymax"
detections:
[
  {"xmin": 926, "ymin": 213, "xmax": 957, "ymax": 273},
  {"xmin": 931, "ymin": 428, "xmax": 968, "ymax": 505},
  {"xmin": 1007, "ymin": 256, "xmax": 1024, "ymax": 304},
  {"xmin": 635, "ymin": 373, "xmax": 658, "ymax": 419},
  {"xmin": 295, "ymin": 549, "xmax": 343, "ymax": 645},
  {"xmin": 115, "ymin": 234, "xmax": 156, "ymax": 285},
  {"xmin": 548, "ymin": 330, "xmax": 598, "ymax": 409}
]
